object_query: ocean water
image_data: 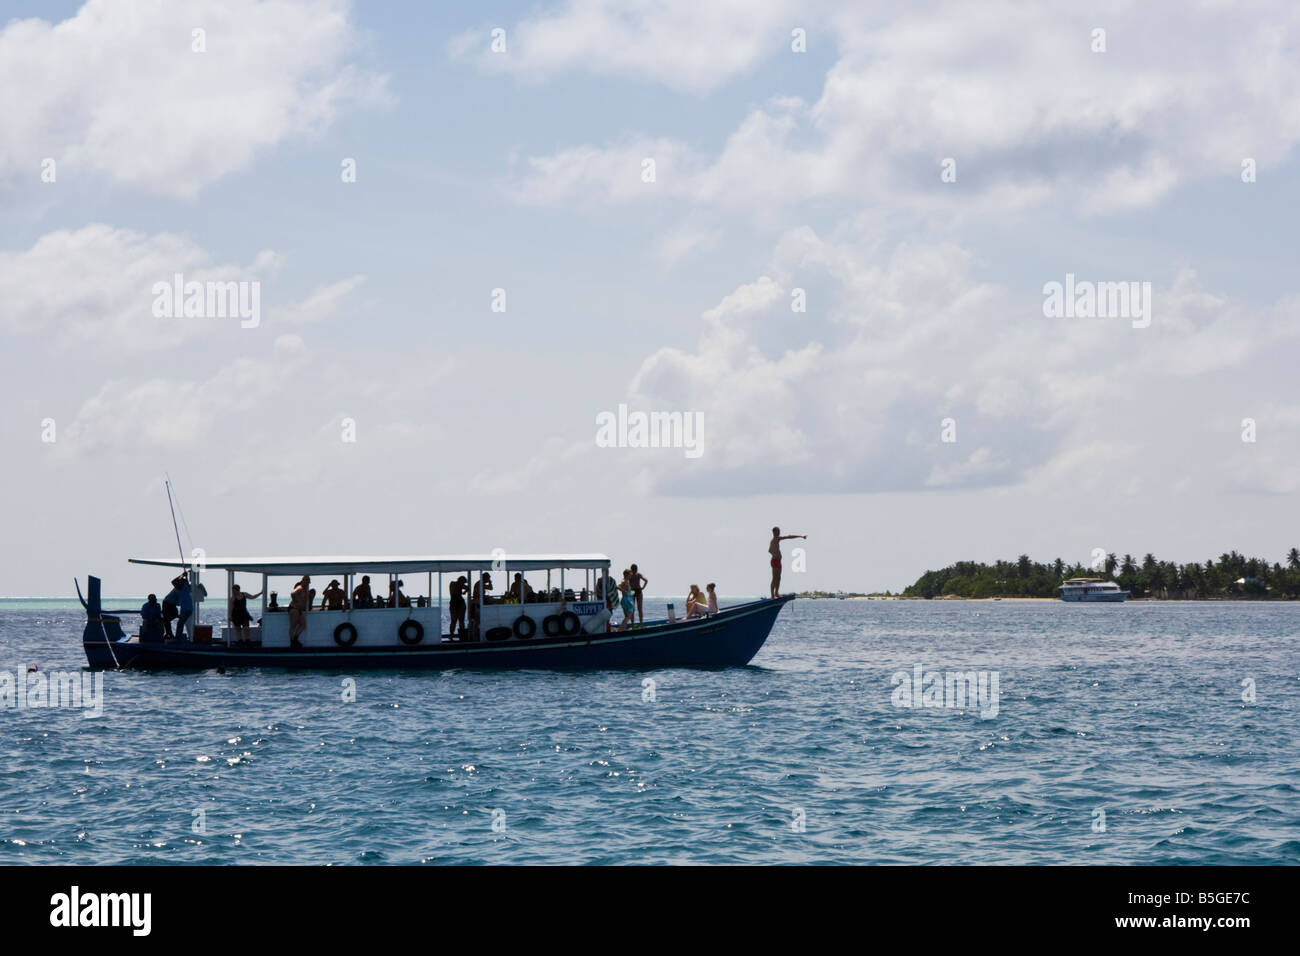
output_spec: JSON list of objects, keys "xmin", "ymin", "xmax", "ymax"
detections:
[{"xmin": 0, "ymin": 597, "xmax": 1296, "ymax": 865}]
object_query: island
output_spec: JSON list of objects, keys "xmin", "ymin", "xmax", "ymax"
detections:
[{"xmin": 900, "ymin": 551, "xmax": 1300, "ymax": 600}]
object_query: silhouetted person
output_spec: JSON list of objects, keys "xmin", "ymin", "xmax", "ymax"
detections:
[
  {"xmin": 320, "ymin": 579, "xmax": 345, "ymax": 610},
  {"xmin": 288, "ymin": 576, "xmax": 311, "ymax": 647},
  {"xmin": 449, "ymin": 576, "xmax": 468, "ymax": 638},
  {"xmin": 140, "ymin": 594, "xmax": 164, "ymax": 643},
  {"xmin": 352, "ymin": 575, "xmax": 373, "ymax": 609},
  {"xmin": 229, "ymin": 583, "xmax": 262, "ymax": 646}
]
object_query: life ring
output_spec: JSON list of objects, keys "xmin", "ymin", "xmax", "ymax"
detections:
[
  {"xmin": 398, "ymin": 619, "xmax": 424, "ymax": 645},
  {"xmin": 513, "ymin": 615, "xmax": 537, "ymax": 640},
  {"xmin": 559, "ymin": 611, "xmax": 581, "ymax": 636},
  {"xmin": 542, "ymin": 614, "xmax": 562, "ymax": 637},
  {"xmin": 485, "ymin": 626, "xmax": 513, "ymax": 642},
  {"xmin": 333, "ymin": 622, "xmax": 358, "ymax": 647}
]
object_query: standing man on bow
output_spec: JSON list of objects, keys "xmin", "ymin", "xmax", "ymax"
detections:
[{"xmin": 769, "ymin": 527, "xmax": 806, "ymax": 599}]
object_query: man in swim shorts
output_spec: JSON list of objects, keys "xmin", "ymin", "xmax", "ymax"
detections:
[{"xmin": 769, "ymin": 527, "xmax": 806, "ymax": 599}]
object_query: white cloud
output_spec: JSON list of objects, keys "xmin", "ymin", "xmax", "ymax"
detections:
[
  {"xmin": 53, "ymin": 330, "xmax": 454, "ymax": 497},
  {"xmin": 0, "ymin": 224, "xmax": 268, "ymax": 350},
  {"xmin": 506, "ymin": 1, "xmax": 1300, "ymax": 215},
  {"xmin": 656, "ymin": 220, "xmax": 722, "ymax": 267},
  {"xmin": 472, "ymin": 225, "xmax": 1300, "ymax": 499},
  {"xmin": 0, "ymin": 224, "xmax": 364, "ymax": 352},
  {"xmin": 277, "ymin": 275, "xmax": 367, "ymax": 325},
  {"xmin": 450, "ymin": 0, "xmax": 801, "ymax": 94},
  {"xmin": 62, "ymin": 334, "xmax": 308, "ymax": 454},
  {"xmin": 1016, "ymin": 440, "xmax": 1139, "ymax": 497},
  {"xmin": 0, "ymin": 0, "xmax": 390, "ymax": 197},
  {"xmin": 925, "ymin": 446, "xmax": 1010, "ymax": 489},
  {"xmin": 509, "ymin": 137, "xmax": 696, "ymax": 207}
]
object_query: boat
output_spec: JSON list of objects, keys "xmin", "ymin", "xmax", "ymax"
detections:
[
  {"xmin": 1057, "ymin": 577, "xmax": 1129, "ymax": 602},
  {"xmin": 79, "ymin": 553, "xmax": 792, "ymax": 670}
]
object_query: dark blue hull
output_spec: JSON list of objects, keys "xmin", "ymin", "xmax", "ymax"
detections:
[{"xmin": 83, "ymin": 595, "xmax": 792, "ymax": 670}]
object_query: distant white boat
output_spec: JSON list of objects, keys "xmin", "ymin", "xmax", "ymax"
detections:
[{"xmin": 1058, "ymin": 577, "xmax": 1129, "ymax": 603}]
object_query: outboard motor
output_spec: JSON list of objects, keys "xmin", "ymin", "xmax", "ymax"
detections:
[{"xmin": 80, "ymin": 576, "xmax": 127, "ymax": 644}]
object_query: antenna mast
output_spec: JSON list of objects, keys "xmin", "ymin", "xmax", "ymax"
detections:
[{"xmin": 164, "ymin": 475, "xmax": 189, "ymax": 572}]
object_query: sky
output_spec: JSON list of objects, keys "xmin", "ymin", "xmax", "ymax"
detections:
[{"xmin": 2, "ymin": 0, "xmax": 1300, "ymax": 598}]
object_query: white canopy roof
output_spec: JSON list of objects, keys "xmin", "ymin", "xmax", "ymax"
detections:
[{"xmin": 129, "ymin": 554, "xmax": 612, "ymax": 575}]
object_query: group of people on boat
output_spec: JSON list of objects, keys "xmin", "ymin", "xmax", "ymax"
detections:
[
  {"xmin": 138, "ymin": 573, "xmax": 208, "ymax": 643},
  {"xmin": 684, "ymin": 583, "xmax": 718, "ymax": 620},
  {"xmin": 449, "ymin": 572, "xmax": 525, "ymax": 639},
  {"xmin": 266, "ymin": 574, "xmax": 431, "ymax": 647},
  {"xmin": 447, "ymin": 570, "xmax": 613, "ymax": 640},
  {"xmin": 599, "ymin": 566, "xmax": 713, "ymax": 629},
  {"xmin": 133, "ymin": 526, "xmax": 804, "ymax": 648},
  {"xmin": 138, "ymin": 571, "xmax": 258, "ymax": 645},
  {"xmin": 597, "ymin": 564, "xmax": 647, "ymax": 629},
  {"xmin": 347, "ymin": 575, "xmax": 422, "ymax": 609}
]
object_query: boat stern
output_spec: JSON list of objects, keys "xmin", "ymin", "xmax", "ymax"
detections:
[{"xmin": 79, "ymin": 575, "xmax": 133, "ymax": 667}]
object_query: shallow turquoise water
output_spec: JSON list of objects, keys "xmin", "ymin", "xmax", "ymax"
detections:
[{"xmin": 0, "ymin": 599, "xmax": 1296, "ymax": 864}]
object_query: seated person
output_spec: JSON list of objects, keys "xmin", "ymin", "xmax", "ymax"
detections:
[
  {"xmin": 685, "ymin": 584, "xmax": 707, "ymax": 619},
  {"xmin": 140, "ymin": 593, "xmax": 165, "ymax": 643},
  {"xmin": 352, "ymin": 575, "xmax": 374, "ymax": 609},
  {"xmin": 506, "ymin": 573, "xmax": 535, "ymax": 604},
  {"xmin": 390, "ymin": 580, "xmax": 411, "ymax": 608},
  {"xmin": 706, "ymin": 582, "xmax": 719, "ymax": 615},
  {"xmin": 267, "ymin": 591, "xmax": 281, "ymax": 611}
]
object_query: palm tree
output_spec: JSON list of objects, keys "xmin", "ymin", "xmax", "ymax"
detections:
[{"xmin": 1287, "ymin": 548, "xmax": 1300, "ymax": 570}]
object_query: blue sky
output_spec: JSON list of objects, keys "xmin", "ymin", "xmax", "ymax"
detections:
[{"xmin": 3, "ymin": 0, "xmax": 1300, "ymax": 597}]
